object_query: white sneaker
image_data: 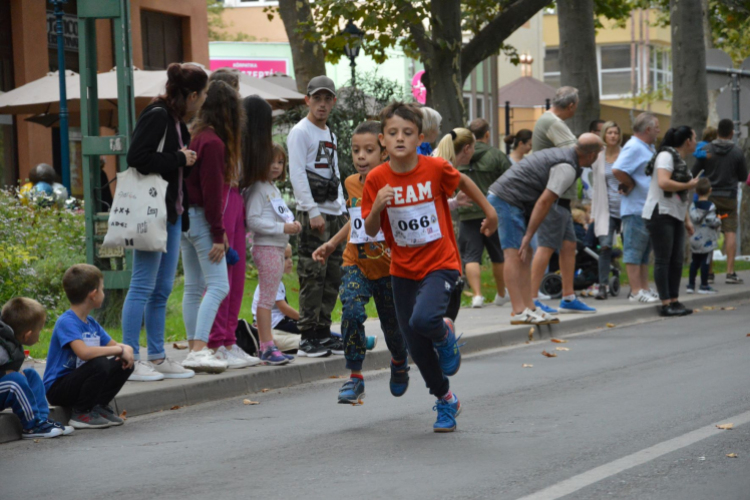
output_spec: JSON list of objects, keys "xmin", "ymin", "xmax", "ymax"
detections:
[
  {"xmin": 629, "ymin": 290, "xmax": 659, "ymax": 304},
  {"xmin": 152, "ymin": 357, "xmax": 195, "ymax": 379},
  {"xmin": 532, "ymin": 309, "xmax": 560, "ymax": 325},
  {"xmin": 648, "ymin": 288, "xmax": 659, "ymax": 299},
  {"xmin": 471, "ymin": 295, "xmax": 485, "ymax": 308},
  {"xmin": 537, "ymin": 291, "xmax": 552, "ymax": 300},
  {"xmin": 493, "ymin": 291, "xmax": 510, "ymax": 306},
  {"xmin": 182, "ymin": 348, "xmax": 228, "ymax": 374},
  {"xmin": 228, "ymin": 344, "xmax": 262, "ymax": 367},
  {"xmin": 511, "ymin": 308, "xmax": 539, "ymax": 325},
  {"xmin": 128, "ymin": 360, "xmax": 166, "ymax": 382},
  {"xmin": 215, "ymin": 346, "xmax": 249, "ymax": 369}
]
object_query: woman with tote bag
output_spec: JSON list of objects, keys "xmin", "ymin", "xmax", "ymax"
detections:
[{"xmin": 122, "ymin": 63, "xmax": 208, "ymax": 382}]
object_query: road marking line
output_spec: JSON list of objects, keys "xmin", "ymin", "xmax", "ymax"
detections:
[{"xmin": 516, "ymin": 410, "xmax": 750, "ymax": 500}]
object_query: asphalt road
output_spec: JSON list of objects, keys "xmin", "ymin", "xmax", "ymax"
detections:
[{"xmin": 4, "ymin": 301, "xmax": 750, "ymax": 500}]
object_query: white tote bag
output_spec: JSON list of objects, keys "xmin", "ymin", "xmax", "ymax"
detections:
[{"xmin": 102, "ymin": 127, "xmax": 170, "ymax": 253}]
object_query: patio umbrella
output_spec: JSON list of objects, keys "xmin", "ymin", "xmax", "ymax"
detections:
[{"xmin": 0, "ymin": 70, "xmax": 86, "ymax": 115}]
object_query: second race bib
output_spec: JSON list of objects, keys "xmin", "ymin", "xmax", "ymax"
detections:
[
  {"xmin": 386, "ymin": 202, "xmax": 442, "ymax": 247},
  {"xmin": 349, "ymin": 207, "xmax": 385, "ymax": 244},
  {"xmin": 270, "ymin": 197, "xmax": 295, "ymax": 223}
]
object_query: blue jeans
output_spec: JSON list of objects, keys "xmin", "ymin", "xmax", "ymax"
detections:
[
  {"xmin": 340, "ymin": 266, "xmax": 406, "ymax": 371},
  {"xmin": 622, "ymin": 214, "xmax": 652, "ymax": 265},
  {"xmin": 122, "ymin": 215, "xmax": 182, "ymax": 360},
  {"xmin": 0, "ymin": 369, "xmax": 48, "ymax": 429},
  {"xmin": 181, "ymin": 208, "xmax": 229, "ymax": 343},
  {"xmin": 488, "ymin": 193, "xmax": 526, "ymax": 250},
  {"xmin": 391, "ymin": 269, "xmax": 459, "ymax": 398}
]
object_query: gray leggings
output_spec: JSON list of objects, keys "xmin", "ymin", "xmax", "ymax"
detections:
[{"xmin": 598, "ymin": 216, "xmax": 621, "ymax": 285}]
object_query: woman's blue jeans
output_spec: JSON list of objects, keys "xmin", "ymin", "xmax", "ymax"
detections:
[
  {"xmin": 121, "ymin": 215, "xmax": 182, "ymax": 361},
  {"xmin": 181, "ymin": 208, "xmax": 229, "ymax": 343}
]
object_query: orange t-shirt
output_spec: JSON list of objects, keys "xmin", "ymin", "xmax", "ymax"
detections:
[
  {"xmin": 361, "ymin": 155, "xmax": 461, "ymax": 280},
  {"xmin": 342, "ymin": 174, "xmax": 392, "ymax": 280}
]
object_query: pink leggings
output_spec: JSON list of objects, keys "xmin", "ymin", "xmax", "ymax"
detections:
[
  {"xmin": 252, "ymin": 245, "xmax": 285, "ymax": 310},
  {"xmin": 208, "ymin": 187, "xmax": 246, "ymax": 349}
]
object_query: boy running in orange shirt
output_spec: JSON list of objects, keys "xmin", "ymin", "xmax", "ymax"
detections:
[
  {"xmin": 362, "ymin": 102, "xmax": 498, "ymax": 432},
  {"xmin": 313, "ymin": 121, "xmax": 408, "ymax": 404}
]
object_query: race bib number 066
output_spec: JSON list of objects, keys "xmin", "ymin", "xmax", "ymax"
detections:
[
  {"xmin": 386, "ymin": 202, "xmax": 442, "ymax": 247},
  {"xmin": 349, "ymin": 207, "xmax": 385, "ymax": 244}
]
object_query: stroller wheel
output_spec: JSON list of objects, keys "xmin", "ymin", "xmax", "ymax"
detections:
[
  {"xmin": 540, "ymin": 273, "xmax": 563, "ymax": 299},
  {"xmin": 609, "ymin": 275, "xmax": 621, "ymax": 297}
]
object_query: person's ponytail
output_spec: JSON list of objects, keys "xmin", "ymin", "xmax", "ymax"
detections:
[
  {"xmin": 156, "ymin": 62, "xmax": 208, "ymax": 121},
  {"xmin": 433, "ymin": 133, "xmax": 456, "ymax": 164}
]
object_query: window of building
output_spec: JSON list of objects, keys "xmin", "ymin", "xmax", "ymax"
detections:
[
  {"xmin": 650, "ymin": 46, "xmax": 672, "ymax": 92},
  {"xmin": 599, "ymin": 45, "xmax": 634, "ymax": 97},
  {"xmin": 141, "ymin": 10, "xmax": 184, "ymax": 70},
  {"xmin": 47, "ymin": 0, "xmax": 80, "ymax": 73},
  {"xmin": 543, "ymin": 49, "xmax": 560, "ymax": 89}
]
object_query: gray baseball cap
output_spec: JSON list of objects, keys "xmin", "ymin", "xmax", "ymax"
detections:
[{"xmin": 307, "ymin": 75, "xmax": 336, "ymax": 97}]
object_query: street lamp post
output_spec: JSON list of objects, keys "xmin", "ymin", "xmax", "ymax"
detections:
[
  {"xmin": 342, "ymin": 21, "xmax": 364, "ymax": 88},
  {"xmin": 51, "ymin": 0, "xmax": 70, "ymax": 190}
]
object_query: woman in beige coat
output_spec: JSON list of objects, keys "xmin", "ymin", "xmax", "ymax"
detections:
[{"xmin": 591, "ymin": 121, "xmax": 623, "ymax": 300}]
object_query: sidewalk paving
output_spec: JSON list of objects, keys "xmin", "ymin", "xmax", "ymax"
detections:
[{"xmin": 3, "ymin": 272, "xmax": 749, "ymax": 444}]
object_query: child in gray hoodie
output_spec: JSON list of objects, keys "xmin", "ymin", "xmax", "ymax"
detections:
[{"xmin": 688, "ymin": 178, "xmax": 722, "ymax": 294}]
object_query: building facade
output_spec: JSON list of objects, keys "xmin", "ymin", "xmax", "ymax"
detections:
[{"xmin": 0, "ymin": 0, "xmax": 209, "ymax": 190}]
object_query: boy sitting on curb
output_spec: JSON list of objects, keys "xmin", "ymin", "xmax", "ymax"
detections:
[
  {"xmin": 44, "ymin": 264, "xmax": 135, "ymax": 429},
  {"xmin": 0, "ymin": 298, "xmax": 72, "ymax": 439}
]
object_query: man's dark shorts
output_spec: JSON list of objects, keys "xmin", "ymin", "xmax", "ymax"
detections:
[{"xmin": 458, "ymin": 218, "xmax": 504, "ymax": 264}]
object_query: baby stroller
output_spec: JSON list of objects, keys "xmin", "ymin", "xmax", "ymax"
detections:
[{"xmin": 539, "ymin": 241, "xmax": 621, "ymax": 299}]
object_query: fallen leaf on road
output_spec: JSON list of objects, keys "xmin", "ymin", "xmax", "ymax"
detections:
[
  {"xmin": 721, "ymin": 307, "xmax": 736, "ymax": 311},
  {"xmin": 522, "ymin": 364, "xmax": 533, "ymax": 368},
  {"xmin": 727, "ymin": 453, "xmax": 738, "ymax": 458},
  {"xmin": 747, "ymin": 333, "xmax": 750, "ymax": 337},
  {"xmin": 119, "ymin": 410, "xmax": 127, "ymax": 420},
  {"xmin": 551, "ymin": 338, "xmax": 568, "ymax": 344},
  {"xmin": 693, "ymin": 309, "xmax": 700, "ymax": 313},
  {"xmin": 34, "ymin": 439, "xmax": 39, "ymax": 443},
  {"xmin": 555, "ymin": 347, "xmax": 570, "ymax": 351},
  {"xmin": 328, "ymin": 375, "xmax": 347, "ymax": 379},
  {"xmin": 172, "ymin": 342, "xmax": 187, "ymax": 350},
  {"xmin": 170, "ymin": 405, "xmax": 182, "ymax": 411},
  {"xmin": 716, "ymin": 423, "xmax": 734, "ymax": 430},
  {"xmin": 703, "ymin": 306, "xmax": 715, "ymax": 310},
  {"xmin": 528, "ymin": 327, "xmax": 535, "ymax": 341},
  {"xmin": 243, "ymin": 399, "xmax": 260, "ymax": 405},
  {"xmin": 261, "ymin": 388, "xmax": 270, "ymax": 393},
  {"xmin": 541, "ymin": 350, "xmax": 557, "ymax": 358},
  {"xmin": 606, "ymin": 323, "xmax": 616, "ymax": 328}
]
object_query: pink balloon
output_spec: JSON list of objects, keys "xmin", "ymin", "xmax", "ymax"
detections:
[{"xmin": 411, "ymin": 70, "xmax": 427, "ymax": 104}]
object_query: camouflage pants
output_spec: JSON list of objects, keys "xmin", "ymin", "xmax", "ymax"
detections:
[
  {"xmin": 340, "ymin": 266, "xmax": 407, "ymax": 371},
  {"xmin": 297, "ymin": 211, "xmax": 347, "ymax": 340}
]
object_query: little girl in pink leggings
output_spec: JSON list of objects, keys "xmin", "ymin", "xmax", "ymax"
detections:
[{"xmin": 243, "ymin": 99, "xmax": 301, "ymax": 365}]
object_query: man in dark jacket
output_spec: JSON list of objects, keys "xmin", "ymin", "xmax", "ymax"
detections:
[
  {"xmin": 458, "ymin": 119, "xmax": 512, "ymax": 308},
  {"xmin": 0, "ymin": 298, "xmax": 70, "ymax": 438},
  {"xmin": 693, "ymin": 118, "xmax": 749, "ymax": 284}
]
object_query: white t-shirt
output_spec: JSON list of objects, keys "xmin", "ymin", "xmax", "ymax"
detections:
[
  {"xmin": 642, "ymin": 151, "xmax": 690, "ymax": 221},
  {"xmin": 546, "ymin": 163, "xmax": 577, "ymax": 197},
  {"xmin": 287, "ymin": 117, "xmax": 346, "ymax": 218},
  {"xmin": 252, "ymin": 282, "xmax": 287, "ymax": 329}
]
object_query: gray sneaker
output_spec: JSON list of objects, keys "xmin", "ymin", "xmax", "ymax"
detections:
[
  {"xmin": 69, "ymin": 410, "xmax": 112, "ymax": 429},
  {"xmin": 94, "ymin": 404, "xmax": 124, "ymax": 426}
]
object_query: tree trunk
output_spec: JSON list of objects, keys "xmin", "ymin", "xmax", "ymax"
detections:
[
  {"xmin": 423, "ymin": 0, "xmax": 464, "ymax": 134},
  {"xmin": 701, "ymin": 0, "xmax": 720, "ymax": 127},
  {"xmin": 557, "ymin": 0, "xmax": 600, "ymax": 136},
  {"xmin": 277, "ymin": 0, "xmax": 327, "ymax": 94},
  {"xmin": 670, "ymin": 0, "xmax": 708, "ymax": 139}
]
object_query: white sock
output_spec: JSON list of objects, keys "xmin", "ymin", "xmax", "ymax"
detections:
[{"xmin": 563, "ymin": 294, "xmax": 576, "ymax": 302}]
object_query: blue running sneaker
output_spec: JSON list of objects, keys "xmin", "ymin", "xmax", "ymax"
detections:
[
  {"xmin": 260, "ymin": 346, "xmax": 289, "ymax": 365},
  {"xmin": 338, "ymin": 377, "xmax": 365, "ymax": 404},
  {"xmin": 389, "ymin": 359, "xmax": 410, "ymax": 397},
  {"xmin": 433, "ymin": 318, "xmax": 462, "ymax": 376},
  {"xmin": 558, "ymin": 297, "xmax": 596, "ymax": 314},
  {"xmin": 534, "ymin": 299, "xmax": 558, "ymax": 314},
  {"xmin": 433, "ymin": 393, "xmax": 461, "ymax": 433},
  {"xmin": 366, "ymin": 335, "xmax": 378, "ymax": 350}
]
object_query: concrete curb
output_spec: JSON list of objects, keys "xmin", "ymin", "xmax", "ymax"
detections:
[{"xmin": 2, "ymin": 288, "xmax": 749, "ymax": 444}]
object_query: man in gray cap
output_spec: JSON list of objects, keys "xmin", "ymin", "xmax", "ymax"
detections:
[{"xmin": 288, "ymin": 75, "xmax": 347, "ymax": 358}]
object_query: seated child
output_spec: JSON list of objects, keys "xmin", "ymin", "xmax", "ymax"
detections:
[
  {"xmin": 0, "ymin": 298, "xmax": 72, "ymax": 439},
  {"xmin": 43, "ymin": 264, "xmax": 135, "ymax": 429}
]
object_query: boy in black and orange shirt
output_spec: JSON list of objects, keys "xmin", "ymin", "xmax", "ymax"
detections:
[
  {"xmin": 362, "ymin": 102, "xmax": 498, "ymax": 432},
  {"xmin": 313, "ymin": 121, "xmax": 408, "ymax": 405}
]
